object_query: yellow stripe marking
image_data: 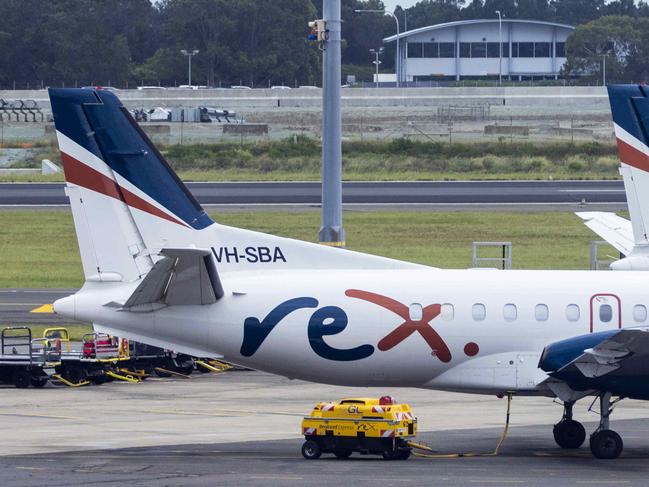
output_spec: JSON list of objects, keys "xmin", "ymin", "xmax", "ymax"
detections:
[
  {"xmin": 0, "ymin": 412, "xmax": 81, "ymax": 420},
  {"xmin": 30, "ymin": 304, "xmax": 54, "ymax": 313},
  {"xmin": 249, "ymin": 476, "xmax": 304, "ymax": 481},
  {"xmin": 16, "ymin": 466, "xmax": 45, "ymax": 471}
]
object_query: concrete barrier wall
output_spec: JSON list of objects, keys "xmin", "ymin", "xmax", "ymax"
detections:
[{"xmin": 0, "ymin": 86, "xmax": 608, "ymax": 112}]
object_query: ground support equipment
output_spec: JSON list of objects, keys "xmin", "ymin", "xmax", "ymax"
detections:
[
  {"xmin": 0, "ymin": 327, "xmax": 60, "ymax": 388},
  {"xmin": 301, "ymin": 396, "xmax": 417, "ymax": 460}
]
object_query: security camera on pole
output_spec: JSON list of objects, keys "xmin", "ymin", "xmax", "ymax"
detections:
[{"xmin": 308, "ymin": 1, "xmax": 345, "ymax": 247}]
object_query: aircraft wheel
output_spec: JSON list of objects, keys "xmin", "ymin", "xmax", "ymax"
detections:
[
  {"xmin": 333, "ymin": 448, "xmax": 352, "ymax": 459},
  {"xmin": 590, "ymin": 430, "xmax": 623, "ymax": 459},
  {"xmin": 553, "ymin": 419, "xmax": 586, "ymax": 449},
  {"xmin": 301, "ymin": 440, "xmax": 322, "ymax": 460}
]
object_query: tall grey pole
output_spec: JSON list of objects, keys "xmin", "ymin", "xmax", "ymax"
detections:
[
  {"xmin": 496, "ymin": 11, "xmax": 502, "ymax": 86},
  {"xmin": 319, "ymin": 0, "xmax": 345, "ymax": 247},
  {"xmin": 188, "ymin": 55, "xmax": 192, "ymax": 86}
]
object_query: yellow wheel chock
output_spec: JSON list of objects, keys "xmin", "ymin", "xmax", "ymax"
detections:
[
  {"xmin": 154, "ymin": 367, "xmax": 191, "ymax": 379},
  {"xmin": 105, "ymin": 370, "xmax": 140, "ymax": 383},
  {"xmin": 51, "ymin": 374, "xmax": 90, "ymax": 388}
]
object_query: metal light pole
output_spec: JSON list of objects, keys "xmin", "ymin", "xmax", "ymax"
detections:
[
  {"xmin": 370, "ymin": 47, "xmax": 384, "ymax": 88},
  {"xmin": 495, "ymin": 10, "xmax": 502, "ymax": 85},
  {"xmin": 355, "ymin": 9, "xmax": 400, "ymax": 87},
  {"xmin": 602, "ymin": 53, "xmax": 608, "ymax": 86},
  {"xmin": 319, "ymin": 0, "xmax": 345, "ymax": 247},
  {"xmin": 180, "ymin": 49, "xmax": 200, "ymax": 86}
]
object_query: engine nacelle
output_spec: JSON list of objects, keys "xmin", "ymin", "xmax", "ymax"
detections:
[{"xmin": 610, "ymin": 255, "xmax": 649, "ymax": 271}]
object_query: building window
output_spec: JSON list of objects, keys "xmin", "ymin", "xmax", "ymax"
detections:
[
  {"xmin": 472, "ymin": 303, "xmax": 486, "ymax": 321},
  {"xmin": 556, "ymin": 42, "xmax": 566, "ymax": 57},
  {"xmin": 599, "ymin": 304, "xmax": 613, "ymax": 323},
  {"xmin": 535, "ymin": 304, "xmax": 549, "ymax": 322},
  {"xmin": 566, "ymin": 304, "xmax": 580, "ymax": 322},
  {"xmin": 517, "ymin": 42, "xmax": 534, "ymax": 57},
  {"xmin": 471, "ymin": 42, "xmax": 487, "ymax": 58},
  {"xmin": 460, "ymin": 42, "xmax": 471, "ymax": 58},
  {"xmin": 441, "ymin": 303, "xmax": 454, "ymax": 321},
  {"xmin": 407, "ymin": 42, "xmax": 423, "ymax": 58},
  {"xmin": 633, "ymin": 305, "xmax": 647, "ymax": 322},
  {"xmin": 502, "ymin": 42, "xmax": 509, "ymax": 57},
  {"xmin": 487, "ymin": 42, "xmax": 501, "ymax": 58},
  {"xmin": 409, "ymin": 303, "xmax": 423, "ymax": 321},
  {"xmin": 439, "ymin": 42, "xmax": 455, "ymax": 58},
  {"xmin": 534, "ymin": 42, "xmax": 551, "ymax": 58},
  {"xmin": 503, "ymin": 304, "xmax": 517, "ymax": 322},
  {"xmin": 423, "ymin": 42, "xmax": 439, "ymax": 58}
]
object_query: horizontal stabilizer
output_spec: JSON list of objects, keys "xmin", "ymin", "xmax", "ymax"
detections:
[
  {"xmin": 123, "ymin": 248, "xmax": 224, "ymax": 311},
  {"xmin": 575, "ymin": 211, "xmax": 634, "ymax": 256}
]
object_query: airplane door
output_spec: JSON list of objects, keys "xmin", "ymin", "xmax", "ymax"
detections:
[{"xmin": 590, "ymin": 294, "xmax": 621, "ymax": 333}]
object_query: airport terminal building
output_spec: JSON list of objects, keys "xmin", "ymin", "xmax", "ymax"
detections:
[{"xmin": 384, "ymin": 19, "xmax": 574, "ymax": 82}]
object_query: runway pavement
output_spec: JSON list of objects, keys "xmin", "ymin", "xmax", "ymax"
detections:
[
  {"xmin": 0, "ymin": 289, "xmax": 76, "ymax": 325},
  {"xmin": 1, "ymin": 371, "xmax": 648, "ymax": 486},
  {"xmin": 0, "ymin": 180, "xmax": 627, "ymax": 208}
]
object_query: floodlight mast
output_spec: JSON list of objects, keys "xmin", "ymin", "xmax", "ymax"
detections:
[
  {"xmin": 355, "ymin": 9, "xmax": 400, "ymax": 87},
  {"xmin": 319, "ymin": 0, "xmax": 346, "ymax": 247},
  {"xmin": 180, "ymin": 49, "xmax": 200, "ymax": 86},
  {"xmin": 370, "ymin": 48, "xmax": 384, "ymax": 88}
]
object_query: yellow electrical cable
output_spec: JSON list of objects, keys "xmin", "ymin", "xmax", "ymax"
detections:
[{"xmin": 408, "ymin": 392, "xmax": 512, "ymax": 459}]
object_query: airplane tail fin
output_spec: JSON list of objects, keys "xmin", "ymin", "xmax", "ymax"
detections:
[
  {"xmin": 49, "ymin": 88, "xmax": 213, "ymax": 282},
  {"xmin": 608, "ymin": 84, "xmax": 649, "ymax": 245}
]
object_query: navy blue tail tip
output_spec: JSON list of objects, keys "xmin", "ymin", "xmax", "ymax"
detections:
[{"xmin": 49, "ymin": 88, "xmax": 213, "ymax": 230}]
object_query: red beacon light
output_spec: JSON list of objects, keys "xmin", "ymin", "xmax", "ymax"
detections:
[{"xmin": 379, "ymin": 395, "xmax": 396, "ymax": 406}]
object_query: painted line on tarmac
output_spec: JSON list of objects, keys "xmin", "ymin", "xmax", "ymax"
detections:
[
  {"xmin": 143, "ymin": 408, "xmax": 302, "ymax": 417},
  {"xmin": 249, "ymin": 475, "xmax": 304, "ymax": 481},
  {"xmin": 0, "ymin": 412, "xmax": 82, "ymax": 420}
]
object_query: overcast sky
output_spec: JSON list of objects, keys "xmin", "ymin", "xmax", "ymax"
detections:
[{"xmin": 381, "ymin": 0, "xmax": 640, "ymax": 13}]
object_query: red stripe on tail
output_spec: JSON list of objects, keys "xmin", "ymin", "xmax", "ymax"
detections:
[{"xmin": 60, "ymin": 152, "xmax": 188, "ymax": 227}]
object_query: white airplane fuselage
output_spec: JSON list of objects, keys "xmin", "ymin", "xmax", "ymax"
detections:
[{"xmin": 56, "ymin": 267, "xmax": 647, "ymax": 395}]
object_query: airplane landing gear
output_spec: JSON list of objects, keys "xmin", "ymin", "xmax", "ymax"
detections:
[
  {"xmin": 553, "ymin": 401, "xmax": 585, "ymax": 449},
  {"xmin": 589, "ymin": 392, "xmax": 623, "ymax": 460}
]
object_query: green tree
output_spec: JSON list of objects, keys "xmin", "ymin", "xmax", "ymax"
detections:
[{"xmin": 563, "ymin": 15, "xmax": 649, "ymax": 83}]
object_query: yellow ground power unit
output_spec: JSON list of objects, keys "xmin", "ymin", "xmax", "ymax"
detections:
[{"xmin": 301, "ymin": 396, "xmax": 417, "ymax": 460}]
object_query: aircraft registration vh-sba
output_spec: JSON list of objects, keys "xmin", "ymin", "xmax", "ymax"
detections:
[{"xmin": 50, "ymin": 85, "xmax": 649, "ymax": 460}]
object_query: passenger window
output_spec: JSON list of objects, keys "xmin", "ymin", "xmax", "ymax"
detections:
[
  {"xmin": 441, "ymin": 303, "xmax": 454, "ymax": 321},
  {"xmin": 409, "ymin": 303, "xmax": 423, "ymax": 321},
  {"xmin": 503, "ymin": 304, "xmax": 517, "ymax": 322},
  {"xmin": 535, "ymin": 304, "xmax": 549, "ymax": 322},
  {"xmin": 599, "ymin": 304, "xmax": 613, "ymax": 323},
  {"xmin": 472, "ymin": 303, "xmax": 486, "ymax": 321},
  {"xmin": 566, "ymin": 304, "xmax": 580, "ymax": 322},
  {"xmin": 633, "ymin": 305, "xmax": 647, "ymax": 322}
]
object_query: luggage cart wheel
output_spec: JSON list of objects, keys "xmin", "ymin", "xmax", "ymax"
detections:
[
  {"xmin": 13, "ymin": 370, "xmax": 31, "ymax": 388},
  {"xmin": 301, "ymin": 439, "xmax": 322, "ymax": 460},
  {"xmin": 63, "ymin": 364, "xmax": 86, "ymax": 384},
  {"xmin": 31, "ymin": 377, "xmax": 48, "ymax": 388}
]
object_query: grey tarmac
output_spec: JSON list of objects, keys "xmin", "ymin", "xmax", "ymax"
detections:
[
  {"xmin": 0, "ymin": 371, "xmax": 649, "ymax": 486},
  {"xmin": 0, "ymin": 180, "xmax": 627, "ymax": 207}
]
